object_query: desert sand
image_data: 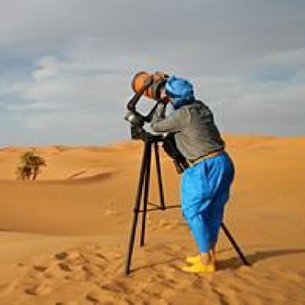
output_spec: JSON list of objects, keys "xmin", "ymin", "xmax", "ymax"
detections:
[{"xmin": 0, "ymin": 135, "xmax": 305, "ymax": 305}]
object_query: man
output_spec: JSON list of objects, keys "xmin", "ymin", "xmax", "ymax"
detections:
[{"xmin": 150, "ymin": 76, "xmax": 235, "ymax": 273}]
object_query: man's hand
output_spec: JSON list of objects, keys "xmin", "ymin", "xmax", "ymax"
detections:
[
  {"xmin": 159, "ymin": 96, "xmax": 171, "ymax": 104},
  {"xmin": 159, "ymin": 88, "xmax": 171, "ymax": 104}
]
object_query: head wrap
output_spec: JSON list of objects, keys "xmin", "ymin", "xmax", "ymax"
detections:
[{"xmin": 165, "ymin": 76, "xmax": 195, "ymax": 109}]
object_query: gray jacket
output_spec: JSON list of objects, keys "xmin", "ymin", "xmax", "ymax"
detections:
[{"xmin": 151, "ymin": 100, "xmax": 225, "ymax": 160}]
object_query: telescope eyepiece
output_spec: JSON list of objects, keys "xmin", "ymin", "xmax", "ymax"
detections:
[{"xmin": 125, "ymin": 110, "xmax": 144, "ymax": 127}]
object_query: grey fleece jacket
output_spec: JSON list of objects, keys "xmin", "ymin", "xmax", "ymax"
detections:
[{"xmin": 151, "ymin": 100, "xmax": 225, "ymax": 160}]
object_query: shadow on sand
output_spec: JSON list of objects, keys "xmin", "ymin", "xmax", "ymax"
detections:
[
  {"xmin": 131, "ymin": 247, "xmax": 305, "ymax": 274},
  {"xmin": 218, "ymin": 247, "xmax": 305, "ymax": 271}
]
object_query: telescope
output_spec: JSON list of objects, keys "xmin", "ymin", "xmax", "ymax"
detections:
[
  {"xmin": 125, "ymin": 71, "xmax": 189, "ymax": 173},
  {"xmin": 124, "ymin": 71, "xmax": 168, "ymax": 139}
]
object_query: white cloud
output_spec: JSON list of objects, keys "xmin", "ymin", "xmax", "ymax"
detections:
[
  {"xmin": 32, "ymin": 57, "xmax": 60, "ymax": 81},
  {"xmin": 6, "ymin": 55, "xmax": 127, "ymax": 112}
]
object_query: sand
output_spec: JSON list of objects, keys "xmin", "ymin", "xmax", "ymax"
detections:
[{"xmin": 0, "ymin": 135, "xmax": 305, "ymax": 305}]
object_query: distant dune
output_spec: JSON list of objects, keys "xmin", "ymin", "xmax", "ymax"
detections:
[{"xmin": 0, "ymin": 135, "xmax": 305, "ymax": 305}]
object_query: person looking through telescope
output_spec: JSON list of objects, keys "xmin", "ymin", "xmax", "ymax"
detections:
[{"xmin": 150, "ymin": 75, "xmax": 235, "ymax": 273}]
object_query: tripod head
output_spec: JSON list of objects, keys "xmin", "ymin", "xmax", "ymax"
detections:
[{"xmin": 125, "ymin": 97, "xmax": 160, "ymax": 141}]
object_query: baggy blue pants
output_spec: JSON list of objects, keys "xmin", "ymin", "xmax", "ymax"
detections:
[{"xmin": 181, "ymin": 152, "xmax": 235, "ymax": 253}]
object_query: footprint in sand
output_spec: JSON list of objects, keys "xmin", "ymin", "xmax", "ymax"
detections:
[
  {"xmin": 82, "ymin": 263, "xmax": 104, "ymax": 279},
  {"xmin": 86, "ymin": 287, "xmax": 116, "ymax": 304},
  {"xmin": 55, "ymin": 252, "xmax": 69, "ymax": 260},
  {"xmin": 33, "ymin": 264, "xmax": 49, "ymax": 272},
  {"xmin": 53, "ymin": 249, "xmax": 112, "ymax": 281},
  {"xmin": 55, "ymin": 251, "xmax": 82, "ymax": 262},
  {"xmin": 25, "ymin": 281, "xmax": 52, "ymax": 296},
  {"xmin": 54, "ymin": 251, "xmax": 83, "ymax": 274},
  {"xmin": 58, "ymin": 262, "xmax": 73, "ymax": 272}
]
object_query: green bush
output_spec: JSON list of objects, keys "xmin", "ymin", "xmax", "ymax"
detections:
[{"xmin": 16, "ymin": 151, "xmax": 46, "ymax": 180}]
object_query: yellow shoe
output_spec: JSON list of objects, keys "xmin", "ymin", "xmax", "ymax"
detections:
[
  {"xmin": 181, "ymin": 262, "xmax": 215, "ymax": 273},
  {"xmin": 185, "ymin": 255, "xmax": 201, "ymax": 264}
]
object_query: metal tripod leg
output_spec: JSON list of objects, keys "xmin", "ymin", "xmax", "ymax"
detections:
[
  {"xmin": 221, "ymin": 223, "xmax": 250, "ymax": 266},
  {"xmin": 125, "ymin": 139, "xmax": 152, "ymax": 275},
  {"xmin": 140, "ymin": 142, "xmax": 152, "ymax": 247},
  {"xmin": 140, "ymin": 142, "xmax": 166, "ymax": 247},
  {"xmin": 154, "ymin": 142, "xmax": 166, "ymax": 210}
]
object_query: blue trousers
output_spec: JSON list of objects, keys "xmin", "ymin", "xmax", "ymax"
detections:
[{"xmin": 181, "ymin": 152, "xmax": 235, "ymax": 253}]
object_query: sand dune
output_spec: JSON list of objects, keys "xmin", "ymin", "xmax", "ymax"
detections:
[{"xmin": 0, "ymin": 135, "xmax": 305, "ymax": 305}]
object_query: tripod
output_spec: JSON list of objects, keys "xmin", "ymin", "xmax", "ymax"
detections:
[{"xmin": 125, "ymin": 135, "xmax": 250, "ymax": 275}]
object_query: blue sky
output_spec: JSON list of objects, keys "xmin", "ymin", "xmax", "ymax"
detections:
[{"xmin": 0, "ymin": 0, "xmax": 304, "ymax": 146}]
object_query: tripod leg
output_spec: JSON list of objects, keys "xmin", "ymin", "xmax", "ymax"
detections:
[
  {"xmin": 125, "ymin": 140, "xmax": 151, "ymax": 275},
  {"xmin": 154, "ymin": 142, "xmax": 166, "ymax": 210},
  {"xmin": 140, "ymin": 141, "xmax": 152, "ymax": 247},
  {"xmin": 221, "ymin": 223, "xmax": 250, "ymax": 266}
]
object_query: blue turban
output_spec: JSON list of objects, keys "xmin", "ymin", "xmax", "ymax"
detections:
[{"xmin": 165, "ymin": 76, "xmax": 195, "ymax": 109}]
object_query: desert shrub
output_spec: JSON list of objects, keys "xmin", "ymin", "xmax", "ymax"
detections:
[{"xmin": 16, "ymin": 151, "xmax": 46, "ymax": 180}]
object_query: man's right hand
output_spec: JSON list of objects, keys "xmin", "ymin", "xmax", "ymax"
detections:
[{"xmin": 159, "ymin": 88, "xmax": 171, "ymax": 104}]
